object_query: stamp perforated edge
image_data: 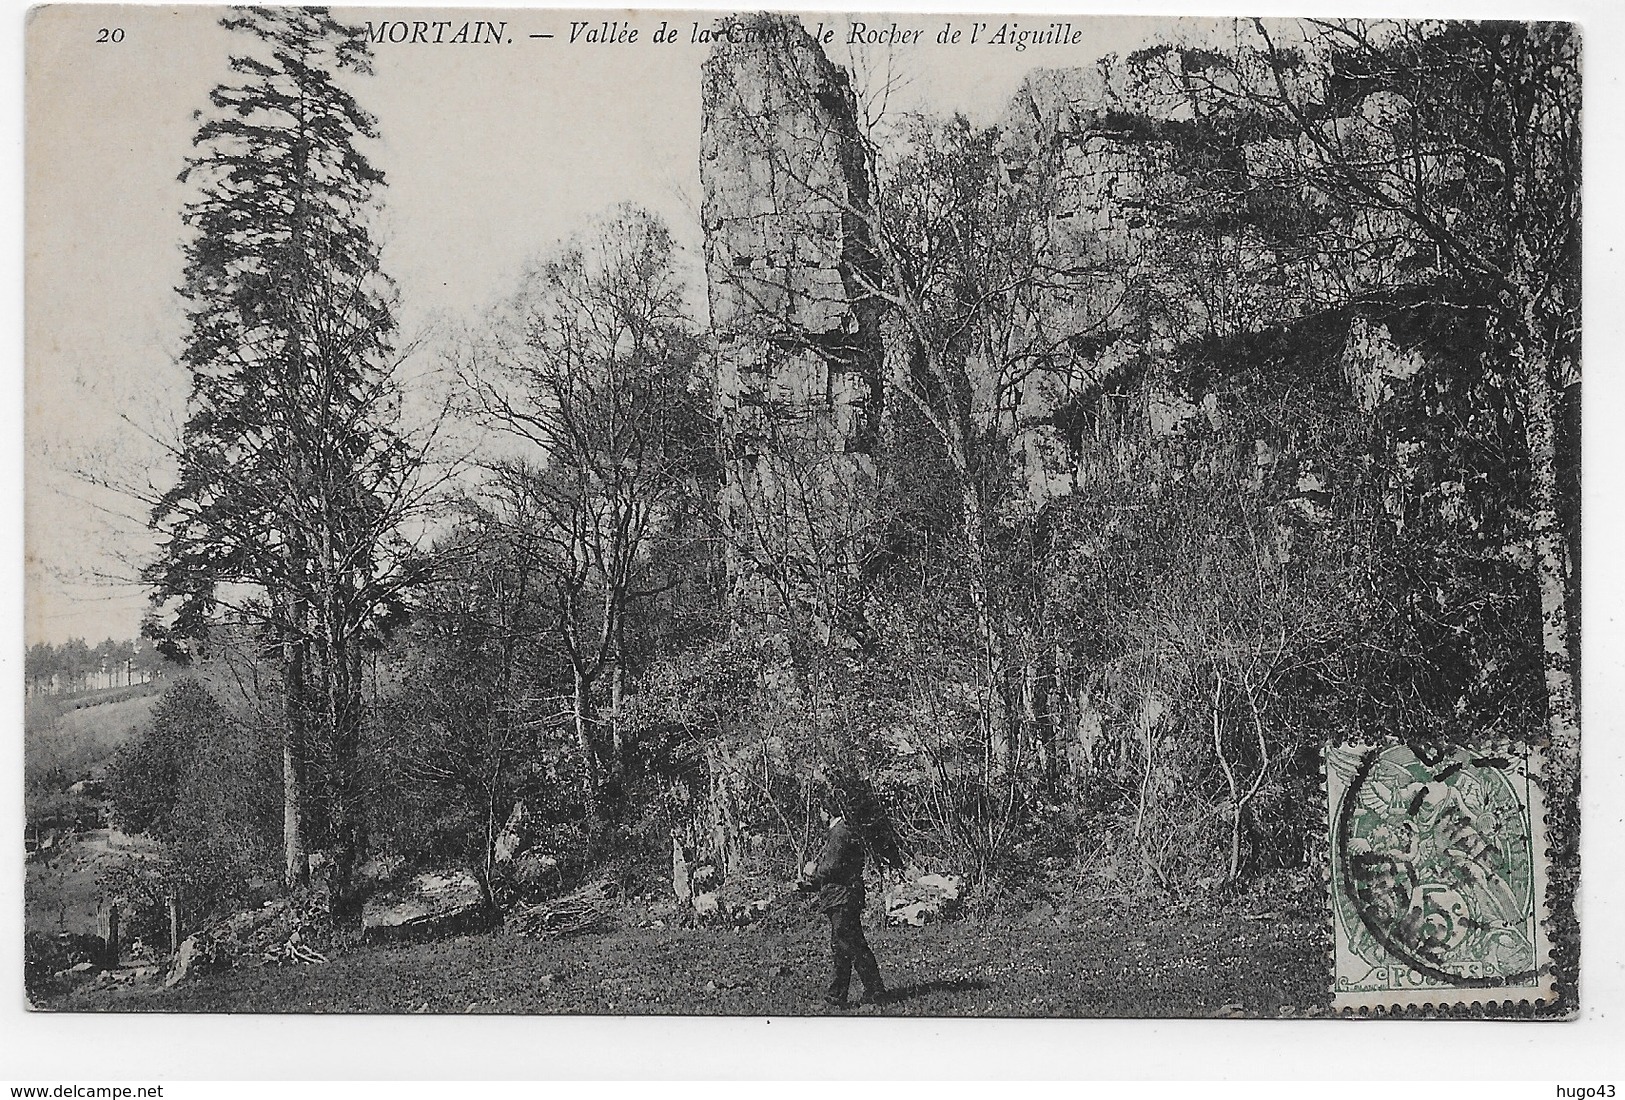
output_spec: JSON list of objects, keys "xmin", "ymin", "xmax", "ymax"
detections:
[{"xmin": 1321, "ymin": 737, "xmax": 1557, "ymax": 1018}]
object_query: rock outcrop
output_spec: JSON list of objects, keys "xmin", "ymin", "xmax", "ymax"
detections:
[
  {"xmin": 360, "ymin": 868, "xmax": 492, "ymax": 944},
  {"xmin": 885, "ymin": 871, "xmax": 964, "ymax": 926},
  {"xmin": 987, "ymin": 63, "xmax": 1457, "ymax": 511},
  {"xmin": 695, "ymin": 20, "xmax": 1489, "ymax": 843},
  {"xmin": 701, "ymin": 14, "xmax": 885, "ymax": 643}
]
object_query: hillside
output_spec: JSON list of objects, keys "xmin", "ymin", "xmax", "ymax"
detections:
[{"xmin": 24, "ymin": 690, "xmax": 159, "ymax": 819}]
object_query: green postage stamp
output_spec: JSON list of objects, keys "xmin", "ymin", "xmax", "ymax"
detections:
[{"xmin": 1325, "ymin": 743, "xmax": 1554, "ymax": 1012}]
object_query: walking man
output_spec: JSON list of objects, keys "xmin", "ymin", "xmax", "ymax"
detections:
[{"xmin": 801, "ymin": 800, "xmax": 886, "ymax": 1009}]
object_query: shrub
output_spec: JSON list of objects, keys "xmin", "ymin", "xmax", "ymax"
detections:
[
  {"xmin": 107, "ymin": 678, "xmax": 281, "ymax": 920},
  {"xmin": 109, "ymin": 679, "xmax": 221, "ymax": 837}
]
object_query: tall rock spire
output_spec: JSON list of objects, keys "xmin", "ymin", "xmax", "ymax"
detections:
[{"xmin": 700, "ymin": 14, "xmax": 885, "ymax": 651}]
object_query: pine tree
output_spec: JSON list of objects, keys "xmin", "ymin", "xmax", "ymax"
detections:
[{"xmin": 146, "ymin": 7, "xmax": 400, "ymax": 903}]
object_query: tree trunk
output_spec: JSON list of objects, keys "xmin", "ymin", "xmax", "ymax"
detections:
[
  {"xmin": 706, "ymin": 746, "xmax": 740, "ymax": 882},
  {"xmin": 315, "ymin": 544, "xmax": 366, "ymax": 916},
  {"xmin": 573, "ymin": 668, "xmax": 602, "ymax": 820},
  {"xmin": 320, "ymin": 565, "xmax": 350, "ymax": 913},
  {"xmin": 1517, "ymin": 338, "xmax": 1580, "ymax": 787},
  {"xmin": 281, "ymin": 730, "xmax": 308, "ymax": 889},
  {"xmin": 1053, "ymin": 643, "xmax": 1080, "ymax": 790},
  {"xmin": 959, "ymin": 482, "xmax": 1013, "ymax": 772},
  {"xmin": 1211, "ymin": 686, "xmax": 1244, "ymax": 883},
  {"xmin": 1023, "ymin": 650, "xmax": 1058, "ymax": 792},
  {"xmin": 609, "ymin": 655, "xmax": 627, "ymax": 781},
  {"xmin": 280, "ymin": 587, "xmax": 309, "ymax": 892},
  {"xmin": 334, "ymin": 620, "xmax": 368, "ymax": 913}
]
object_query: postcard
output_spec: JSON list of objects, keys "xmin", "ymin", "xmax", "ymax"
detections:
[{"xmin": 24, "ymin": 7, "xmax": 1579, "ymax": 1020}]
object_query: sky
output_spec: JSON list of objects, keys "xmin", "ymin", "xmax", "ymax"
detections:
[{"xmin": 23, "ymin": 5, "xmax": 1205, "ymax": 646}]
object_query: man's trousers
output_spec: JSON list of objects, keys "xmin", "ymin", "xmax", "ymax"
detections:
[{"xmin": 826, "ymin": 903, "xmax": 883, "ymax": 1003}]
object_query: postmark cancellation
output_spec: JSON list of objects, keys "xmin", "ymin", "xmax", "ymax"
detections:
[{"xmin": 1325, "ymin": 742, "xmax": 1554, "ymax": 1013}]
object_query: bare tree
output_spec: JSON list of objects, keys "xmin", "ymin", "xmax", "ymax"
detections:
[
  {"xmin": 704, "ymin": 17, "xmax": 1127, "ymax": 775},
  {"xmin": 466, "ymin": 207, "xmax": 713, "ymax": 820}
]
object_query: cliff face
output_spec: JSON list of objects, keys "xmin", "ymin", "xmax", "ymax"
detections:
[
  {"xmin": 700, "ymin": 26, "xmax": 1462, "ymax": 586},
  {"xmin": 700, "ymin": 14, "xmax": 885, "ymax": 640},
  {"xmin": 987, "ymin": 64, "xmax": 1465, "ymax": 549}
]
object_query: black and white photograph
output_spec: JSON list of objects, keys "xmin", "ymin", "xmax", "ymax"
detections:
[{"xmin": 21, "ymin": 5, "xmax": 1583, "ymax": 1031}]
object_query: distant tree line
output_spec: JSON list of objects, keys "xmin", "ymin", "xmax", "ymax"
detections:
[{"xmin": 25, "ymin": 636, "xmax": 168, "ymax": 696}]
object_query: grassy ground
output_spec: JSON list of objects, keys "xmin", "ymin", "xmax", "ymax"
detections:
[
  {"xmin": 34, "ymin": 690, "xmax": 157, "ymax": 752},
  {"xmin": 24, "ymin": 691, "xmax": 157, "ymax": 812},
  {"xmin": 52, "ymin": 898, "xmax": 1329, "ymax": 1017}
]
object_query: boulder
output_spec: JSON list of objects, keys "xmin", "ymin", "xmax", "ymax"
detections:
[
  {"xmin": 219, "ymin": 898, "xmax": 288, "ymax": 938},
  {"xmin": 726, "ymin": 899, "xmax": 773, "ymax": 927},
  {"xmin": 508, "ymin": 849, "xmax": 559, "ymax": 894},
  {"xmin": 889, "ymin": 901, "xmax": 934, "ymax": 927},
  {"xmin": 361, "ymin": 868, "xmax": 493, "ymax": 944},
  {"xmin": 885, "ymin": 871, "xmax": 964, "ymax": 927},
  {"xmin": 164, "ymin": 935, "xmax": 199, "ymax": 988}
]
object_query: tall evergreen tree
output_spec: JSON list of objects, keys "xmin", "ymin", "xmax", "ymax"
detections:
[{"xmin": 146, "ymin": 6, "xmax": 401, "ymax": 903}]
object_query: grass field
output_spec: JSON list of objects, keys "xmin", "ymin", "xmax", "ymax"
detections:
[
  {"xmin": 25, "ymin": 681, "xmax": 1327, "ymax": 1018},
  {"xmin": 53, "ymin": 895, "xmax": 1329, "ymax": 1017},
  {"xmin": 25, "ymin": 691, "xmax": 158, "ymax": 799}
]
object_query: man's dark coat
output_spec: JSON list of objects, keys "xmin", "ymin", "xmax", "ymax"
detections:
[{"xmin": 808, "ymin": 818, "xmax": 866, "ymax": 913}]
